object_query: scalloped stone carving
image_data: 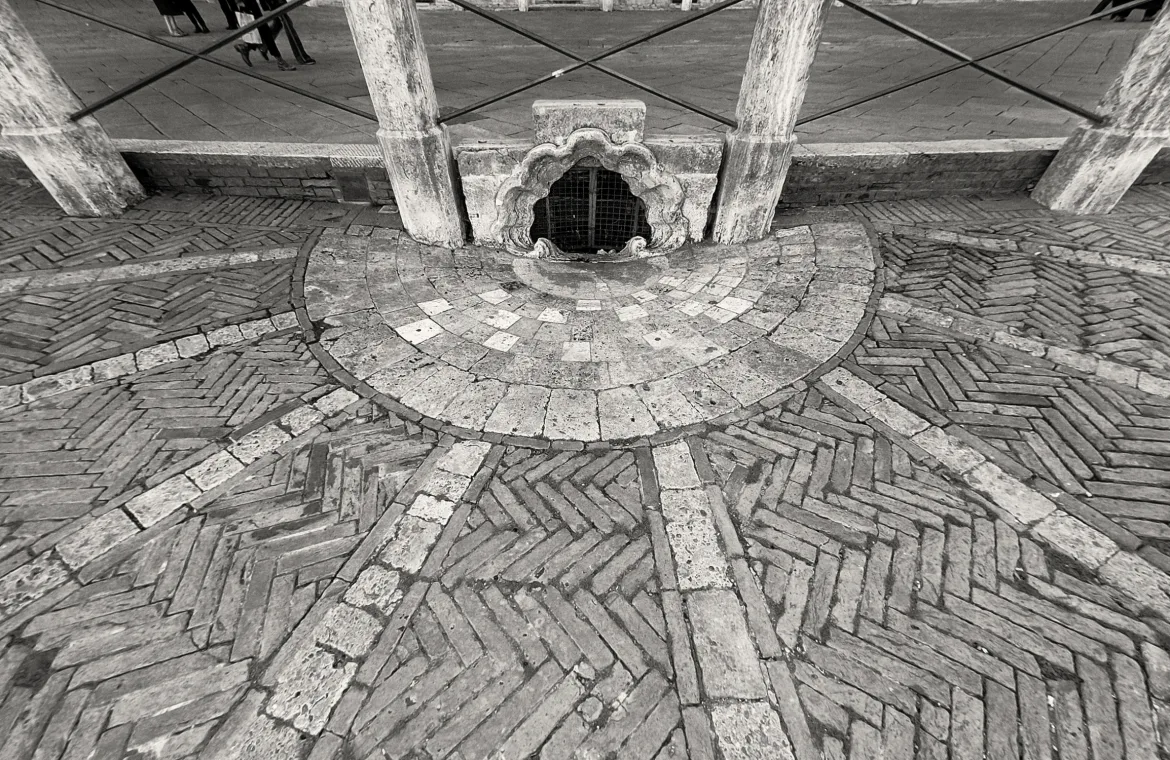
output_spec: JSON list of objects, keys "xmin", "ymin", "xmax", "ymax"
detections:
[{"xmin": 493, "ymin": 128, "xmax": 689, "ymax": 257}]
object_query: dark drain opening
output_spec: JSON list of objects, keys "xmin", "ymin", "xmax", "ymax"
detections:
[{"xmin": 530, "ymin": 160, "xmax": 652, "ymax": 255}]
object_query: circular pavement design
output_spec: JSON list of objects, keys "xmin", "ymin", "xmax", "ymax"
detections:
[{"xmin": 300, "ymin": 222, "xmax": 879, "ymax": 444}]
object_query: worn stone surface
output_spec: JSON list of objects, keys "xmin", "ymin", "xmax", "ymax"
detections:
[{"xmin": 5, "ymin": 185, "xmax": 1170, "ymax": 760}]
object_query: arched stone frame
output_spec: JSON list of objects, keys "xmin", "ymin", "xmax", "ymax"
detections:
[{"xmin": 492, "ymin": 128, "xmax": 690, "ymax": 257}]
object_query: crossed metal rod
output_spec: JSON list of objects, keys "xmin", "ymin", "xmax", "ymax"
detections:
[
  {"xmin": 799, "ymin": 0, "xmax": 1140, "ymax": 125},
  {"xmin": 831, "ymin": 0, "xmax": 1106, "ymax": 124},
  {"xmin": 439, "ymin": 0, "xmax": 745, "ymax": 127},
  {"xmin": 35, "ymin": 0, "xmax": 377, "ymax": 123},
  {"xmin": 52, "ymin": 0, "xmax": 361, "ymax": 123}
]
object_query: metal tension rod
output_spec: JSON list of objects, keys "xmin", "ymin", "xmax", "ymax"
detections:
[
  {"xmin": 834, "ymin": 0, "xmax": 1105, "ymax": 124},
  {"xmin": 33, "ymin": 0, "xmax": 377, "ymax": 123},
  {"xmin": 440, "ymin": 0, "xmax": 742, "ymax": 127},
  {"xmin": 799, "ymin": 0, "xmax": 1146, "ymax": 125},
  {"xmin": 66, "ymin": 0, "xmax": 316, "ymax": 122}
]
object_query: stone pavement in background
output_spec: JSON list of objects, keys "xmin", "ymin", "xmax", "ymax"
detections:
[
  {"xmin": 5, "ymin": 177, "xmax": 1170, "ymax": 758},
  {"xmin": 9, "ymin": 0, "xmax": 1150, "ymax": 144}
]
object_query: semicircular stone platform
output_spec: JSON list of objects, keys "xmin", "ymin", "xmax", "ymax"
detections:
[{"xmin": 301, "ymin": 223, "xmax": 878, "ymax": 443}]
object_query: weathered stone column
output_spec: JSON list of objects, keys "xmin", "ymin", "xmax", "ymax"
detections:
[
  {"xmin": 712, "ymin": 0, "xmax": 830, "ymax": 243},
  {"xmin": 1032, "ymin": 11, "xmax": 1170, "ymax": 214},
  {"xmin": 0, "ymin": 0, "xmax": 143, "ymax": 216},
  {"xmin": 343, "ymin": 0, "xmax": 465, "ymax": 247}
]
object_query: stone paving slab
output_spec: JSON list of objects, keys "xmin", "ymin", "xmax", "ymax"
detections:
[
  {"xmin": 7, "ymin": 0, "xmax": 1147, "ymax": 145},
  {"xmin": 3, "ymin": 180, "xmax": 1170, "ymax": 759}
]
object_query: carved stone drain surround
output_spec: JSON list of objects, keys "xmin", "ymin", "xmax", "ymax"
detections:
[
  {"xmin": 300, "ymin": 223, "xmax": 880, "ymax": 444},
  {"xmin": 455, "ymin": 100, "xmax": 724, "ymax": 258}
]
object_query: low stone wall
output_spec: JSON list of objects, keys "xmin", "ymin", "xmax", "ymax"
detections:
[{"xmin": 3, "ymin": 136, "xmax": 1169, "ymax": 210}]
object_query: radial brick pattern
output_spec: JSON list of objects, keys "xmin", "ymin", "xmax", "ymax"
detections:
[{"xmin": 3, "ymin": 182, "xmax": 1170, "ymax": 759}]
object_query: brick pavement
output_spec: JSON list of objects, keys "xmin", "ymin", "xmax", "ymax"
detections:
[
  {"xmin": 7, "ymin": 0, "xmax": 1150, "ymax": 144},
  {"xmin": 4, "ymin": 177, "xmax": 1170, "ymax": 758}
]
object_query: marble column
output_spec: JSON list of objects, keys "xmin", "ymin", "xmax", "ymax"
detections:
[
  {"xmin": 0, "ymin": 0, "xmax": 143, "ymax": 216},
  {"xmin": 712, "ymin": 0, "xmax": 830, "ymax": 243},
  {"xmin": 343, "ymin": 0, "xmax": 465, "ymax": 247},
  {"xmin": 1032, "ymin": 11, "xmax": 1170, "ymax": 214}
]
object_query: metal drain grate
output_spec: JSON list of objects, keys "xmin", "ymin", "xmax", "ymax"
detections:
[{"xmin": 530, "ymin": 161, "xmax": 652, "ymax": 255}]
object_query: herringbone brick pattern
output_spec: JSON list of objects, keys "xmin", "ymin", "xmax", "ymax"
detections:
[
  {"xmin": 854, "ymin": 316, "xmax": 1170, "ymax": 553},
  {"xmin": 0, "ymin": 220, "xmax": 305, "ymax": 273},
  {"xmin": 0, "ymin": 261, "xmax": 295, "ymax": 376},
  {"xmin": 0, "ymin": 410, "xmax": 432, "ymax": 760},
  {"xmin": 882, "ymin": 235, "xmax": 1170, "ymax": 371},
  {"xmin": 344, "ymin": 448, "xmax": 681, "ymax": 759},
  {"xmin": 703, "ymin": 389, "xmax": 1165, "ymax": 760},
  {"xmin": 0, "ymin": 332, "xmax": 330, "ymax": 557}
]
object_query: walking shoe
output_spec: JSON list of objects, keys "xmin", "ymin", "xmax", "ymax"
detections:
[
  {"xmin": 276, "ymin": 58, "xmax": 297, "ymax": 71},
  {"xmin": 297, "ymin": 57, "xmax": 316, "ymax": 65},
  {"xmin": 234, "ymin": 42, "xmax": 252, "ymax": 67}
]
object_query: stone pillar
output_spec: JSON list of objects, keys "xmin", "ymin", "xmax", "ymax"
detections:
[
  {"xmin": 343, "ymin": 0, "xmax": 465, "ymax": 247},
  {"xmin": 712, "ymin": 0, "xmax": 830, "ymax": 243},
  {"xmin": 0, "ymin": 0, "xmax": 143, "ymax": 216},
  {"xmin": 1032, "ymin": 11, "xmax": 1170, "ymax": 214}
]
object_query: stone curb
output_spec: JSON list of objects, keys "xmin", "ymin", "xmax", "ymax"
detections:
[
  {"xmin": 0, "ymin": 312, "xmax": 299, "ymax": 411},
  {"xmin": 296, "ymin": 222, "xmax": 882, "ymax": 450},
  {"xmin": 877, "ymin": 293, "xmax": 1170, "ymax": 399},
  {"xmin": 877, "ymin": 221, "xmax": 1170, "ymax": 279},
  {"xmin": 0, "ymin": 246, "xmax": 299, "ymax": 296},
  {"xmin": 817, "ymin": 366, "xmax": 1170, "ymax": 623}
]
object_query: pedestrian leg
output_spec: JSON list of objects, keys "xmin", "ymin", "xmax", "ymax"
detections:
[
  {"xmin": 217, "ymin": 0, "xmax": 238, "ymax": 28},
  {"xmin": 281, "ymin": 15, "xmax": 314, "ymax": 65}
]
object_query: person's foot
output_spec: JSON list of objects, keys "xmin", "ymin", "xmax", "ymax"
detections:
[
  {"xmin": 259, "ymin": 47, "xmax": 270, "ymax": 61},
  {"xmin": 298, "ymin": 57, "xmax": 316, "ymax": 65},
  {"xmin": 234, "ymin": 42, "xmax": 252, "ymax": 66},
  {"xmin": 276, "ymin": 58, "xmax": 297, "ymax": 71}
]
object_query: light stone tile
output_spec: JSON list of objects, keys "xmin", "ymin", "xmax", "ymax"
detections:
[
  {"xmin": 677, "ymin": 300, "xmax": 708, "ymax": 317},
  {"xmin": 711, "ymin": 702, "xmax": 795, "ymax": 760},
  {"xmin": 125, "ymin": 475, "xmax": 200, "ymax": 527},
  {"xmin": 57, "ymin": 510, "xmax": 139, "ymax": 570},
  {"xmin": 653, "ymin": 441, "xmax": 701, "ymax": 490},
  {"xmin": 615, "ymin": 304, "xmax": 649, "ymax": 322},
  {"xmin": 598, "ymin": 387, "xmax": 658, "ymax": 439},
  {"xmin": 418, "ymin": 298, "xmax": 453, "ymax": 316},
  {"xmin": 483, "ymin": 310, "xmax": 521, "ymax": 331},
  {"xmin": 346, "ymin": 567, "xmax": 402, "ymax": 615},
  {"xmin": 0, "ymin": 556, "xmax": 69, "ymax": 617},
  {"xmin": 964, "ymin": 463, "xmax": 1057, "ymax": 525},
  {"xmin": 631, "ymin": 290, "xmax": 658, "ymax": 302},
  {"xmin": 479, "ymin": 289, "xmax": 511, "ymax": 304},
  {"xmin": 562, "ymin": 342, "xmax": 592, "ymax": 362},
  {"xmin": 660, "ymin": 489, "xmax": 731, "ymax": 590},
  {"xmin": 636, "ymin": 380, "xmax": 707, "ymax": 429},
  {"xmin": 543, "ymin": 389, "xmax": 600, "ymax": 441},
  {"xmin": 381, "ymin": 516, "xmax": 443, "ymax": 573},
  {"xmin": 188, "ymin": 451, "xmax": 245, "ymax": 491},
  {"xmin": 315, "ymin": 604, "xmax": 382, "ymax": 658},
  {"xmin": 820, "ymin": 368, "xmax": 885, "ymax": 410},
  {"xmin": 703, "ymin": 305, "xmax": 738, "ymax": 324},
  {"xmin": 643, "ymin": 330, "xmax": 674, "ymax": 350},
  {"xmin": 484, "ymin": 331, "xmax": 520, "ymax": 352},
  {"xmin": 396, "ymin": 318, "xmax": 444, "ymax": 345},
  {"xmin": 910, "ymin": 427, "xmax": 985, "ymax": 474},
  {"xmin": 483, "ymin": 384, "xmax": 551, "ymax": 437},
  {"xmin": 716, "ymin": 296, "xmax": 754, "ymax": 315},
  {"xmin": 136, "ymin": 342, "xmax": 180, "ymax": 371},
  {"xmin": 869, "ymin": 398, "xmax": 929, "ymax": 436},
  {"xmin": 576, "ymin": 300, "xmax": 602, "ymax": 311},
  {"xmin": 435, "ymin": 440, "xmax": 492, "ymax": 477},
  {"xmin": 267, "ymin": 647, "xmax": 356, "ymax": 735},
  {"xmin": 441, "ymin": 379, "xmax": 510, "ymax": 429},
  {"xmin": 1032, "ymin": 514, "xmax": 1118, "ymax": 570},
  {"xmin": 687, "ymin": 589, "xmax": 769, "ymax": 699},
  {"xmin": 230, "ymin": 424, "xmax": 293, "ymax": 465},
  {"xmin": 538, "ymin": 308, "xmax": 567, "ymax": 323},
  {"xmin": 409, "ymin": 493, "xmax": 459, "ymax": 524}
]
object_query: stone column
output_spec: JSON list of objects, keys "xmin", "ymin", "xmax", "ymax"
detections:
[
  {"xmin": 1032, "ymin": 11, "xmax": 1170, "ymax": 214},
  {"xmin": 712, "ymin": 0, "xmax": 830, "ymax": 243},
  {"xmin": 0, "ymin": 0, "xmax": 143, "ymax": 216},
  {"xmin": 343, "ymin": 0, "xmax": 465, "ymax": 247}
]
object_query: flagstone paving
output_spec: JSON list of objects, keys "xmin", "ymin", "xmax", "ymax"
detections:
[{"xmin": 4, "ymin": 177, "xmax": 1170, "ymax": 758}]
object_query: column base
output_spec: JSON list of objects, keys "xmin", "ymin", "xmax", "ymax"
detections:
[
  {"xmin": 4, "ymin": 117, "xmax": 144, "ymax": 217},
  {"xmin": 711, "ymin": 133, "xmax": 794, "ymax": 245},
  {"xmin": 377, "ymin": 127, "xmax": 466, "ymax": 249},
  {"xmin": 1032, "ymin": 126, "xmax": 1163, "ymax": 215}
]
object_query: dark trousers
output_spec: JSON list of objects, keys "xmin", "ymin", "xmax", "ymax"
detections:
[
  {"xmin": 238, "ymin": 0, "xmax": 284, "ymax": 59},
  {"xmin": 216, "ymin": 0, "xmax": 238, "ymax": 28},
  {"xmin": 1092, "ymin": 0, "xmax": 1163, "ymax": 19},
  {"xmin": 178, "ymin": 0, "xmax": 209, "ymax": 31},
  {"xmin": 260, "ymin": 0, "xmax": 313, "ymax": 64}
]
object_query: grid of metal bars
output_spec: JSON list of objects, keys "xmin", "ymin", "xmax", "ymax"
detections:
[{"xmin": 530, "ymin": 165, "xmax": 652, "ymax": 254}]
